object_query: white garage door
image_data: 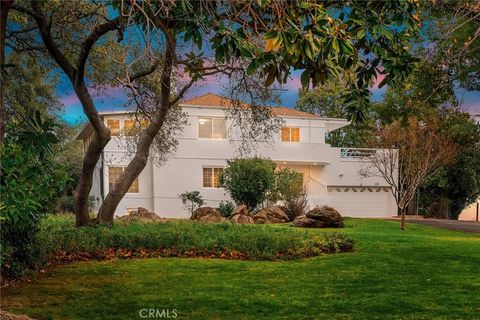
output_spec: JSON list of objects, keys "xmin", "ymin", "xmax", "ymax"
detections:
[{"xmin": 329, "ymin": 186, "xmax": 396, "ymax": 218}]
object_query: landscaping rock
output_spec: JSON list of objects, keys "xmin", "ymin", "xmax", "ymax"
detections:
[
  {"xmin": 230, "ymin": 214, "xmax": 254, "ymax": 224},
  {"xmin": 191, "ymin": 207, "xmax": 222, "ymax": 221},
  {"xmin": 198, "ymin": 215, "xmax": 229, "ymax": 224},
  {"xmin": 303, "ymin": 206, "xmax": 344, "ymax": 228},
  {"xmin": 232, "ymin": 204, "xmax": 249, "ymax": 216},
  {"xmin": 253, "ymin": 206, "xmax": 289, "ymax": 224},
  {"xmin": 291, "ymin": 215, "xmax": 327, "ymax": 228},
  {"xmin": 117, "ymin": 207, "xmax": 165, "ymax": 223}
]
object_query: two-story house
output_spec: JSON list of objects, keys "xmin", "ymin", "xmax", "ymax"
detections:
[{"xmin": 76, "ymin": 93, "xmax": 397, "ymax": 218}]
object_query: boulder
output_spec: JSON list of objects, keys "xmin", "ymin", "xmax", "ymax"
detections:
[
  {"xmin": 230, "ymin": 214, "xmax": 254, "ymax": 224},
  {"xmin": 117, "ymin": 207, "xmax": 165, "ymax": 223},
  {"xmin": 198, "ymin": 215, "xmax": 229, "ymax": 224},
  {"xmin": 191, "ymin": 207, "xmax": 221, "ymax": 220},
  {"xmin": 232, "ymin": 204, "xmax": 249, "ymax": 216},
  {"xmin": 253, "ymin": 206, "xmax": 289, "ymax": 224},
  {"xmin": 291, "ymin": 215, "xmax": 327, "ymax": 228},
  {"xmin": 304, "ymin": 206, "xmax": 344, "ymax": 228}
]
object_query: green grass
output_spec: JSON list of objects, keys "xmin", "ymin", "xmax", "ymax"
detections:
[{"xmin": 2, "ymin": 219, "xmax": 479, "ymax": 320}]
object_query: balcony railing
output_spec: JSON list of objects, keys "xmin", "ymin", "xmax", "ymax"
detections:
[{"xmin": 340, "ymin": 148, "xmax": 376, "ymax": 159}]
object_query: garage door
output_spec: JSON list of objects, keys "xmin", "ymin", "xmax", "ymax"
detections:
[{"xmin": 328, "ymin": 186, "xmax": 396, "ymax": 218}]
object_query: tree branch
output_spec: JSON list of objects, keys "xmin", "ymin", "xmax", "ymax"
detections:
[{"xmin": 76, "ymin": 16, "xmax": 124, "ymax": 82}]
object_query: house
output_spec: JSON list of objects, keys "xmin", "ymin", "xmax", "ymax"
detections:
[{"xmin": 76, "ymin": 93, "xmax": 397, "ymax": 218}]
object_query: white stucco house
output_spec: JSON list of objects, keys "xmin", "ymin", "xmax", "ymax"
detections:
[{"xmin": 76, "ymin": 93, "xmax": 397, "ymax": 218}]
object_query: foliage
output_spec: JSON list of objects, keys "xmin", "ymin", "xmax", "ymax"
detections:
[
  {"xmin": 127, "ymin": 0, "xmax": 421, "ymax": 99},
  {"xmin": 218, "ymin": 201, "xmax": 235, "ymax": 218},
  {"xmin": 220, "ymin": 158, "xmax": 276, "ymax": 211},
  {"xmin": 422, "ymin": 0, "xmax": 480, "ymax": 91},
  {"xmin": 296, "ymin": 75, "xmax": 376, "ymax": 146},
  {"xmin": 270, "ymin": 168, "xmax": 308, "ymax": 219},
  {"xmin": 418, "ymin": 111, "xmax": 480, "ymax": 219},
  {"xmin": 36, "ymin": 215, "xmax": 354, "ymax": 262},
  {"xmin": 179, "ymin": 191, "xmax": 206, "ymax": 215},
  {"xmin": 0, "ymin": 112, "xmax": 69, "ymax": 278},
  {"xmin": 296, "ymin": 74, "xmax": 353, "ymax": 117},
  {"xmin": 2, "ymin": 219, "xmax": 480, "ymax": 320}
]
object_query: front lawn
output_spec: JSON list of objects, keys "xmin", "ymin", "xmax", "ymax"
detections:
[{"xmin": 2, "ymin": 219, "xmax": 479, "ymax": 319}]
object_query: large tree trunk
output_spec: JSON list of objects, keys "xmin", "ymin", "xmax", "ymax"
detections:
[
  {"xmin": 96, "ymin": 40, "xmax": 175, "ymax": 224},
  {"xmin": 0, "ymin": 0, "xmax": 14, "ymax": 144},
  {"xmin": 72, "ymin": 82, "xmax": 111, "ymax": 226}
]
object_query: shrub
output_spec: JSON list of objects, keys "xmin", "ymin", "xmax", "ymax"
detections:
[
  {"xmin": 179, "ymin": 191, "xmax": 206, "ymax": 215},
  {"xmin": 36, "ymin": 215, "xmax": 354, "ymax": 262},
  {"xmin": 220, "ymin": 157, "xmax": 276, "ymax": 211},
  {"xmin": 271, "ymin": 168, "xmax": 308, "ymax": 220},
  {"xmin": 218, "ymin": 201, "xmax": 235, "ymax": 217},
  {"xmin": 0, "ymin": 113, "xmax": 69, "ymax": 279}
]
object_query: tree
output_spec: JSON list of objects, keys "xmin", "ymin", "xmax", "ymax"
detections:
[
  {"xmin": 220, "ymin": 158, "xmax": 276, "ymax": 211},
  {"xmin": 296, "ymin": 74, "xmax": 376, "ymax": 147},
  {"xmin": 9, "ymin": 0, "xmax": 421, "ymax": 225},
  {"xmin": 179, "ymin": 191, "xmax": 206, "ymax": 216},
  {"xmin": 419, "ymin": 111, "xmax": 480, "ymax": 219},
  {"xmin": 360, "ymin": 117, "xmax": 457, "ymax": 230}
]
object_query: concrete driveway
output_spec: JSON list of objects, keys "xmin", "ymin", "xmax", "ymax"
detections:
[{"xmin": 398, "ymin": 218, "xmax": 480, "ymax": 234}]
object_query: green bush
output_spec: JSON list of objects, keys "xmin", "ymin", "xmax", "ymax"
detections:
[
  {"xmin": 0, "ymin": 113, "xmax": 69, "ymax": 279},
  {"xmin": 220, "ymin": 157, "xmax": 276, "ymax": 211},
  {"xmin": 272, "ymin": 168, "xmax": 308, "ymax": 220},
  {"xmin": 218, "ymin": 201, "xmax": 235, "ymax": 217},
  {"xmin": 37, "ymin": 215, "xmax": 354, "ymax": 261}
]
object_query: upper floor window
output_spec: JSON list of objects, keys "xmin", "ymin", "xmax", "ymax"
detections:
[
  {"xmin": 108, "ymin": 166, "xmax": 139, "ymax": 193},
  {"xmin": 107, "ymin": 119, "xmax": 120, "ymax": 136},
  {"xmin": 108, "ymin": 117, "xmax": 150, "ymax": 137},
  {"xmin": 281, "ymin": 127, "xmax": 300, "ymax": 142},
  {"xmin": 198, "ymin": 117, "xmax": 227, "ymax": 139},
  {"xmin": 203, "ymin": 167, "xmax": 224, "ymax": 188}
]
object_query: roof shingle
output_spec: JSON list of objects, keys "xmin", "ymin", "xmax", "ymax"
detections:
[{"xmin": 182, "ymin": 93, "xmax": 320, "ymax": 119}]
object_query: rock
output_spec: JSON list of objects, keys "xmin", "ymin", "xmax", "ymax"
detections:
[
  {"xmin": 117, "ymin": 207, "xmax": 165, "ymax": 223},
  {"xmin": 253, "ymin": 206, "xmax": 289, "ymax": 224},
  {"xmin": 191, "ymin": 207, "xmax": 222, "ymax": 221},
  {"xmin": 198, "ymin": 215, "xmax": 229, "ymax": 224},
  {"xmin": 291, "ymin": 215, "xmax": 327, "ymax": 228},
  {"xmin": 232, "ymin": 204, "xmax": 249, "ymax": 216},
  {"xmin": 230, "ymin": 214, "xmax": 254, "ymax": 224},
  {"xmin": 305, "ymin": 206, "xmax": 344, "ymax": 228}
]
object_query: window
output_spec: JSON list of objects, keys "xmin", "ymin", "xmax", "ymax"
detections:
[
  {"xmin": 107, "ymin": 119, "xmax": 120, "ymax": 136},
  {"xmin": 108, "ymin": 166, "xmax": 139, "ymax": 193},
  {"xmin": 281, "ymin": 127, "xmax": 300, "ymax": 142},
  {"xmin": 203, "ymin": 167, "xmax": 224, "ymax": 188},
  {"xmin": 123, "ymin": 119, "xmax": 135, "ymax": 136},
  {"xmin": 198, "ymin": 117, "xmax": 227, "ymax": 139},
  {"xmin": 123, "ymin": 118, "xmax": 150, "ymax": 136}
]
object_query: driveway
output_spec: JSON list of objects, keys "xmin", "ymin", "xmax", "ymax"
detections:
[{"xmin": 400, "ymin": 218, "xmax": 480, "ymax": 234}]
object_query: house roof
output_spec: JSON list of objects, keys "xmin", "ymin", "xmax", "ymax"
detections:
[
  {"xmin": 75, "ymin": 93, "xmax": 350, "ymax": 140},
  {"xmin": 182, "ymin": 93, "xmax": 321, "ymax": 119}
]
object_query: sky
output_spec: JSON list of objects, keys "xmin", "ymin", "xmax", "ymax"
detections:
[{"xmin": 57, "ymin": 70, "xmax": 480, "ymax": 125}]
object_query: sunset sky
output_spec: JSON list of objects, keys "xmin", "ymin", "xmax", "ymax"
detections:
[{"xmin": 58, "ymin": 70, "xmax": 480, "ymax": 124}]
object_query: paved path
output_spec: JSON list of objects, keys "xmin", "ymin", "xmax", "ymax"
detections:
[{"xmin": 399, "ymin": 218, "xmax": 480, "ymax": 234}]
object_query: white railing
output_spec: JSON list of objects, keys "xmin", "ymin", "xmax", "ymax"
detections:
[{"xmin": 340, "ymin": 148, "xmax": 376, "ymax": 160}]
